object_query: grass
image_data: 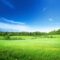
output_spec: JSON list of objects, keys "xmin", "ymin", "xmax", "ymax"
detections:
[
  {"xmin": 0, "ymin": 36, "xmax": 60, "ymax": 60},
  {"xmin": 0, "ymin": 35, "xmax": 60, "ymax": 40}
]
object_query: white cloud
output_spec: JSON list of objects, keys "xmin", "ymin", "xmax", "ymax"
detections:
[
  {"xmin": 0, "ymin": 17, "xmax": 25, "ymax": 25},
  {"xmin": 49, "ymin": 18, "xmax": 53, "ymax": 22},
  {"xmin": 0, "ymin": 17, "xmax": 32, "ymax": 32},
  {"xmin": 0, "ymin": 17, "xmax": 59, "ymax": 32},
  {"xmin": 0, "ymin": 22, "xmax": 59, "ymax": 32},
  {"xmin": 1, "ymin": 0, "xmax": 14, "ymax": 8},
  {"xmin": 0, "ymin": 22, "xmax": 32, "ymax": 32},
  {"xmin": 42, "ymin": 8, "xmax": 47, "ymax": 12},
  {"xmin": 30, "ymin": 27, "xmax": 59, "ymax": 32}
]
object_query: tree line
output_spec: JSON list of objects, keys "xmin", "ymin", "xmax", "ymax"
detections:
[
  {"xmin": 0, "ymin": 32, "xmax": 47, "ymax": 36},
  {"xmin": 0, "ymin": 29, "xmax": 60, "ymax": 36}
]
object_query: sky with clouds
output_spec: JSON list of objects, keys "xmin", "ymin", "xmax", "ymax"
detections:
[{"xmin": 0, "ymin": 0, "xmax": 60, "ymax": 32}]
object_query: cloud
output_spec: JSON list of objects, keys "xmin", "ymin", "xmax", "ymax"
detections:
[
  {"xmin": 0, "ymin": 17, "xmax": 32, "ymax": 32},
  {"xmin": 0, "ymin": 22, "xmax": 32, "ymax": 32},
  {"xmin": 0, "ymin": 0, "xmax": 14, "ymax": 8},
  {"xmin": 49, "ymin": 18, "xmax": 53, "ymax": 22},
  {"xmin": 0, "ymin": 17, "xmax": 59, "ymax": 32},
  {"xmin": 42, "ymin": 8, "xmax": 47, "ymax": 12},
  {"xmin": 0, "ymin": 17, "xmax": 25, "ymax": 25},
  {"xmin": 0, "ymin": 22, "xmax": 59, "ymax": 32}
]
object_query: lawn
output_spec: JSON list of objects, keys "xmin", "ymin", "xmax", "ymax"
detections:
[{"xmin": 0, "ymin": 37, "xmax": 60, "ymax": 60}]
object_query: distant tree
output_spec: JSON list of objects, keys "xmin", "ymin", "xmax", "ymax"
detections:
[
  {"xmin": 4, "ymin": 35, "xmax": 10, "ymax": 40},
  {"xmin": 4, "ymin": 32, "xmax": 10, "ymax": 40},
  {"xmin": 49, "ymin": 29, "xmax": 60, "ymax": 35}
]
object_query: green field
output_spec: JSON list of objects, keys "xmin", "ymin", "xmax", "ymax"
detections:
[{"xmin": 0, "ymin": 36, "xmax": 60, "ymax": 60}]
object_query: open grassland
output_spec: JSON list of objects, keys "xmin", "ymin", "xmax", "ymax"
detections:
[
  {"xmin": 0, "ymin": 36, "xmax": 60, "ymax": 60},
  {"xmin": 0, "ymin": 35, "xmax": 60, "ymax": 40}
]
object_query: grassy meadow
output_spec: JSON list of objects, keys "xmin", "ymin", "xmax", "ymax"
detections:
[{"xmin": 0, "ymin": 35, "xmax": 60, "ymax": 60}]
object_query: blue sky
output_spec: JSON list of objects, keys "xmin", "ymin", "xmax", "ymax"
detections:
[{"xmin": 0, "ymin": 0, "xmax": 60, "ymax": 32}]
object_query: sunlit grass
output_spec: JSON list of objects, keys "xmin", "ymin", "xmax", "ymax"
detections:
[{"xmin": 0, "ymin": 38, "xmax": 60, "ymax": 60}]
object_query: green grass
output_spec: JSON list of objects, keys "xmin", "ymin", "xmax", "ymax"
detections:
[
  {"xmin": 0, "ymin": 35, "xmax": 60, "ymax": 40},
  {"xmin": 0, "ymin": 37, "xmax": 60, "ymax": 60}
]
